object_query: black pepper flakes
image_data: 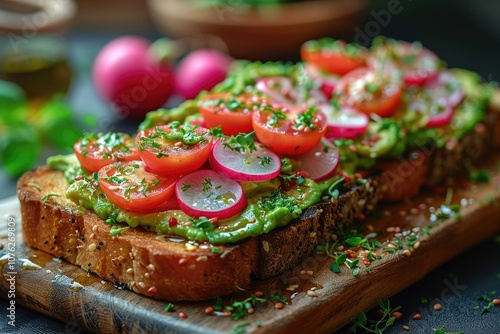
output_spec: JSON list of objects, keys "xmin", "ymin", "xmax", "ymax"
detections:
[{"xmin": 43, "ymin": 240, "xmax": 48, "ymax": 244}]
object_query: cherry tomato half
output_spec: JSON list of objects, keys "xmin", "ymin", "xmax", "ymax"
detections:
[
  {"xmin": 136, "ymin": 123, "xmax": 212, "ymax": 176},
  {"xmin": 74, "ymin": 132, "xmax": 140, "ymax": 173},
  {"xmin": 252, "ymin": 105, "xmax": 327, "ymax": 155},
  {"xmin": 334, "ymin": 67, "xmax": 402, "ymax": 118},
  {"xmin": 199, "ymin": 92, "xmax": 267, "ymax": 135},
  {"xmin": 301, "ymin": 38, "xmax": 368, "ymax": 76},
  {"xmin": 98, "ymin": 161, "xmax": 177, "ymax": 212}
]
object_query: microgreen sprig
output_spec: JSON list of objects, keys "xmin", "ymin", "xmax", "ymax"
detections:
[{"xmin": 349, "ymin": 299, "xmax": 401, "ymax": 333}]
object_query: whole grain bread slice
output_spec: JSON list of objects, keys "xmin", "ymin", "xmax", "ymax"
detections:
[{"xmin": 17, "ymin": 167, "xmax": 381, "ymax": 300}]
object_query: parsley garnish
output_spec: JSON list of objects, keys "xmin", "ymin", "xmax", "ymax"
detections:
[
  {"xmin": 213, "ymin": 286, "xmax": 287, "ymax": 321},
  {"xmin": 223, "ymin": 132, "xmax": 257, "ymax": 153},
  {"xmin": 266, "ymin": 108, "xmax": 287, "ymax": 127},
  {"xmin": 191, "ymin": 216, "xmax": 212, "ymax": 229},
  {"xmin": 293, "ymin": 106, "xmax": 317, "ymax": 131},
  {"xmin": 433, "ymin": 324, "xmax": 464, "ymax": 334},
  {"xmin": 164, "ymin": 303, "xmax": 175, "ymax": 312},
  {"xmin": 259, "ymin": 156, "xmax": 272, "ymax": 166},
  {"xmin": 41, "ymin": 194, "xmax": 61, "ymax": 201},
  {"xmin": 349, "ymin": 299, "xmax": 400, "ymax": 333},
  {"xmin": 202, "ymin": 178, "xmax": 213, "ymax": 194},
  {"xmin": 181, "ymin": 183, "xmax": 191, "ymax": 192},
  {"xmin": 257, "ymin": 190, "xmax": 301, "ymax": 215}
]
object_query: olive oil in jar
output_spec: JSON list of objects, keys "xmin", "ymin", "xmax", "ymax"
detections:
[{"xmin": 0, "ymin": 35, "xmax": 72, "ymax": 99}]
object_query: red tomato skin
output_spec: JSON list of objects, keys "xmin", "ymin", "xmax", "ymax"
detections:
[
  {"xmin": 199, "ymin": 93, "xmax": 256, "ymax": 135},
  {"xmin": 335, "ymin": 68, "xmax": 402, "ymax": 118},
  {"xmin": 73, "ymin": 140, "xmax": 140, "ymax": 173},
  {"xmin": 98, "ymin": 162, "xmax": 177, "ymax": 212},
  {"xmin": 92, "ymin": 36, "xmax": 174, "ymax": 118},
  {"xmin": 136, "ymin": 125, "xmax": 212, "ymax": 176},
  {"xmin": 252, "ymin": 108, "xmax": 327, "ymax": 155},
  {"xmin": 301, "ymin": 47, "xmax": 366, "ymax": 76}
]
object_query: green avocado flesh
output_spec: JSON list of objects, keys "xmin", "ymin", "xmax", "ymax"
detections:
[{"xmin": 47, "ymin": 155, "xmax": 322, "ymax": 245}]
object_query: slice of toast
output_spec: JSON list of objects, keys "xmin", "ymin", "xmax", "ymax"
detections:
[{"xmin": 18, "ymin": 167, "xmax": 381, "ymax": 301}]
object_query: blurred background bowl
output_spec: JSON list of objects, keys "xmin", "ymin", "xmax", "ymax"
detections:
[{"xmin": 146, "ymin": 0, "xmax": 369, "ymax": 61}]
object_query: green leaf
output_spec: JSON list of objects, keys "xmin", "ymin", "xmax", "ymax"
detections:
[
  {"xmin": 345, "ymin": 237, "xmax": 366, "ymax": 247},
  {"xmin": 336, "ymin": 253, "xmax": 347, "ymax": 265},
  {"xmin": 330, "ymin": 262, "xmax": 341, "ymax": 273}
]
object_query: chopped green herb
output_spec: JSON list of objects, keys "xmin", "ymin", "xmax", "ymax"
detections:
[
  {"xmin": 232, "ymin": 322, "xmax": 250, "ymax": 334},
  {"xmin": 181, "ymin": 184, "xmax": 191, "ymax": 192},
  {"xmin": 28, "ymin": 183, "xmax": 41, "ymax": 191},
  {"xmin": 259, "ymin": 156, "xmax": 272, "ymax": 166},
  {"xmin": 293, "ymin": 106, "xmax": 318, "ymax": 131},
  {"xmin": 202, "ymin": 178, "xmax": 213, "ymax": 194},
  {"xmin": 41, "ymin": 194, "xmax": 61, "ymax": 201},
  {"xmin": 164, "ymin": 303, "xmax": 175, "ymax": 312},
  {"xmin": 468, "ymin": 169, "xmax": 490, "ymax": 183},
  {"xmin": 349, "ymin": 299, "xmax": 400, "ymax": 333},
  {"xmin": 223, "ymin": 132, "xmax": 257, "ymax": 153},
  {"xmin": 433, "ymin": 324, "xmax": 464, "ymax": 334}
]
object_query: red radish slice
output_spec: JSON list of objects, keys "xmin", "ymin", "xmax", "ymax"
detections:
[
  {"xmin": 294, "ymin": 138, "xmax": 340, "ymax": 182},
  {"xmin": 175, "ymin": 169, "xmax": 247, "ymax": 220},
  {"xmin": 305, "ymin": 63, "xmax": 340, "ymax": 100},
  {"xmin": 368, "ymin": 41, "xmax": 440, "ymax": 86},
  {"xmin": 425, "ymin": 70, "xmax": 464, "ymax": 108},
  {"xmin": 255, "ymin": 77, "xmax": 298, "ymax": 105},
  {"xmin": 425, "ymin": 103, "xmax": 454, "ymax": 128},
  {"xmin": 322, "ymin": 105, "xmax": 369, "ymax": 139},
  {"xmin": 209, "ymin": 140, "xmax": 281, "ymax": 182}
]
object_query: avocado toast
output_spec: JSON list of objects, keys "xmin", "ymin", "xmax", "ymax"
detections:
[{"xmin": 17, "ymin": 37, "xmax": 496, "ymax": 301}]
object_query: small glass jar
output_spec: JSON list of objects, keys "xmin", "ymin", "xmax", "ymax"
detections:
[{"xmin": 0, "ymin": 0, "xmax": 77, "ymax": 99}]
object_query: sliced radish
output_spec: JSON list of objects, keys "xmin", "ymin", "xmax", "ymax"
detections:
[
  {"xmin": 256, "ymin": 77, "xmax": 297, "ymax": 105},
  {"xmin": 209, "ymin": 139, "xmax": 281, "ymax": 182},
  {"xmin": 425, "ymin": 70, "xmax": 464, "ymax": 108},
  {"xmin": 322, "ymin": 105, "xmax": 369, "ymax": 139},
  {"xmin": 304, "ymin": 63, "xmax": 340, "ymax": 100},
  {"xmin": 425, "ymin": 103, "xmax": 454, "ymax": 128},
  {"xmin": 368, "ymin": 40, "xmax": 440, "ymax": 87},
  {"xmin": 294, "ymin": 138, "xmax": 340, "ymax": 182},
  {"xmin": 175, "ymin": 169, "xmax": 247, "ymax": 220}
]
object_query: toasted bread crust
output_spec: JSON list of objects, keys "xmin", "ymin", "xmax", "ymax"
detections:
[
  {"xmin": 18, "ymin": 167, "xmax": 381, "ymax": 300},
  {"xmin": 18, "ymin": 167, "xmax": 258, "ymax": 301}
]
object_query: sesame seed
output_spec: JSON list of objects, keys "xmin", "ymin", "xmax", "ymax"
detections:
[
  {"xmin": 386, "ymin": 243, "xmax": 397, "ymax": 249},
  {"xmin": 205, "ymin": 306, "xmax": 214, "ymax": 315},
  {"xmin": 493, "ymin": 298, "xmax": 500, "ymax": 306},
  {"xmin": 392, "ymin": 311, "xmax": 403, "ymax": 319},
  {"xmin": 403, "ymin": 250, "xmax": 412, "ymax": 257},
  {"xmin": 137, "ymin": 282, "xmax": 146, "ymax": 289},
  {"xmin": 126, "ymin": 268, "xmax": 134, "ymax": 275},
  {"xmin": 92, "ymin": 225, "xmax": 98, "ymax": 232},
  {"xmin": 309, "ymin": 232, "xmax": 317, "ymax": 238},
  {"xmin": 147, "ymin": 264, "xmax": 156, "ymax": 271},
  {"xmin": 262, "ymin": 240, "xmax": 270, "ymax": 253},
  {"xmin": 413, "ymin": 241, "xmax": 421, "ymax": 249},
  {"xmin": 412, "ymin": 313, "xmax": 422, "ymax": 320},
  {"xmin": 386, "ymin": 227, "xmax": 395, "ymax": 233},
  {"xmin": 185, "ymin": 244, "xmax": 197, "ymax": 251},
  {"xmin": 307, "ymin": 290, "xmax": 318, "ymax": 297},
  {"xmin": 306, "ymin": 270, "xmax": 314, "ymax": 276},
  {"xmin": 403, "ymin": 325, "xmax": 410, "ymax": 331},
  {"xmin": 433, "ymin": 303, "xmax": 442, "ymax": 311},
  {"xmin": 187, "ymin": 264, "xmax": 196, "ymax": 270},
  {"xmin": 300, "ymin": 270, "xmax": 307, "ymax": 275},
  {"xmin": 89, "ymin": 233, "xmax": 95, "ymax": 240},
  {"xmin": 290, "ymin": 226, "xmax": 298, "ymax": 233},
  {"xmin": 196, "ymin": 256, "xmax": 208, "ymax": 262},
  {"xmin": 88, "ymin": 243, "xmax": 97, "ymax": 251}
]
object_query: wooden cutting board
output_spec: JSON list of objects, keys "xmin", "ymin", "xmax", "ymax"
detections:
[{"xmin": 1, "ymin": 158, "xmax": 500, "ymax": 334}]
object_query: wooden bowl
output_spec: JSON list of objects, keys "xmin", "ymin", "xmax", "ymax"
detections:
[{"xmin": 146, "ymin": 0, "xmax": 369, "ymax": 61}]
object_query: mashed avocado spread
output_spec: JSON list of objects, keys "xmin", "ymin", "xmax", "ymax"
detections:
[{"xmin": 47, "ymin": 154, "xmax": 323, "ymax": 245}]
